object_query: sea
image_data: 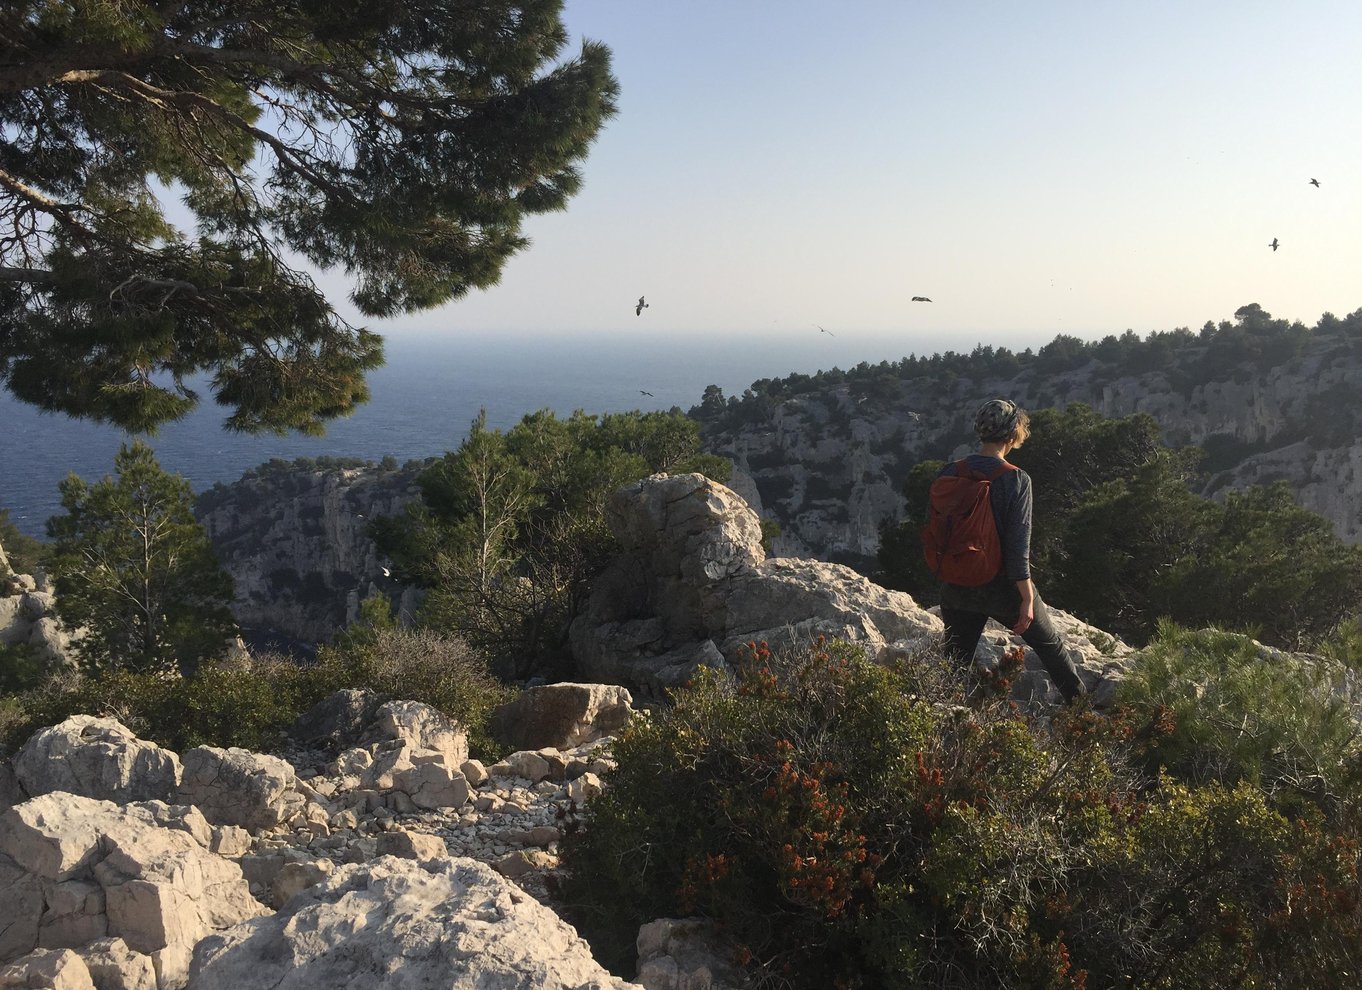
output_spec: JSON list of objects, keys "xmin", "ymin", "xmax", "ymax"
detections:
[{"xmin": 0, "ymin": 329, "xmax": 964, "ymax": 539}]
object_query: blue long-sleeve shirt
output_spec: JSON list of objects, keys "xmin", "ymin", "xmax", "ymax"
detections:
[{"xmin": 936, "ymin": 455, "xmax": 1032, "ymax": 582}]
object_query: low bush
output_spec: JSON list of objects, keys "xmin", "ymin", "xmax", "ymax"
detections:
[
  {"xmin": 1117, "ymin": 622, "xmax": 1361, "ymax": 808},
  {"xmin": 1, "ymin": 624, "xmax": 509, "ymax": 759},
  {"xmin": 560, "ymin": 635, "xmax": 1362, "ymax": 988},
  {"xmin": 309, "ymin": 625, "xmax": 513, "ymax": 759},
  {"xmin": 563, "ymin": 639, "xmax": 1126, "ymax": 987}
]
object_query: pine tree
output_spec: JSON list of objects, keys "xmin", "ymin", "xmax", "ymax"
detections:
[
  {"xmin": 46, "ymin": 441, "xmax": 236, "ymax": 673},
  {"xmin": 1, "ymin": 1, "xmax": 618, "ymax": 434}
]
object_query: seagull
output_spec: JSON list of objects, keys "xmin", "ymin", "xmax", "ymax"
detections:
[
  {"xmin": 1269, "ymin": 237, "xmax": 1279, "ymax": 251},
  {"xmin": 635, "ymin": 295, "xmax": 649, "ymax": 316},
  {"xmin": 380, "ymin": 566, "xmax": 391, "ymax": 578},
  {"xmin": 911, "ymin": 296, "xmax": 932, "ymax": 303},
  {"xmin": 1309, "ymin": 178, "xmax": 1321, "ymax": 187},
  {"xmin": 639, "ymin": 389, "xmax": 654, "ymax": 396},
  {"xmin": 814, "ymin": 324, "xmax": 835, "ymax": 337}
]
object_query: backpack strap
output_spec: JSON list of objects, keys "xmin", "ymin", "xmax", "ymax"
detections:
[{"xmin": 955, "ymin": 459, "xmax": 1018, "ymax": 482}]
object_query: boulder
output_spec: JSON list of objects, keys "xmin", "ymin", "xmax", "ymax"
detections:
[
  {"xmin": 572, "ymin": 473, "xmax": 1129, "ymax": 704},
  {"xmin": 363, "ymin": 701, "xmax": 467, "ymax": 771},
  {"xmin": 188, "ymin": 857, "xmax": 641, "ymax": 990},
  {"xmin": 176, "ymin": 748, "xmax": 296, "ymax": 834},
  {"xmin": 488, "ymin": 751, "xmax": 551, "ymax": 784},
  {"xmin": 13, "ymin": 718, "xmax": 181, "ymax": 806},
  {"xmin": 0, "ymin": 793, "xmax": 265, "ymax": 989},
  {"xmin": 570, "ymin": 474, "xmax": 940, "ymax": 695},
  {"xmin": 76, "ymin": 938, "xmax": 156, "ymax": 990},
  {"xmin": 635, "ymin": 918, "xmax": 743, "ymax": 990},
  {"xmin": 286, "ymin": 689, "xmax": 381, "ymax": 751},
  {"xmin": 489, "ymin": 682, "xmax": 634, "ymax": 752},
  {"xmin": 374, "ymin": 831, "xmax": 446, "ymax": 862},
  {"xmin": 0, "ymin": 948, "xmax": 95, "ymax": 990},
  {"xmin": 269, "ymin": 859, "xmax": 333, "ymax": 910},
  {"xmin": 390, "ymin": 764, "xmax": 469, "ymax": 811}
]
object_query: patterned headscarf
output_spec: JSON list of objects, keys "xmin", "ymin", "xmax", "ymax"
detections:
[{"xmin": 974, "ymin": 398, "xmax": 1022, "ymax": 442}]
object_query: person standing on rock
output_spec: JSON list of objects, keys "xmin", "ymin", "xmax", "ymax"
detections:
[{"xmin": 931, "ymin": 398, "xmax": 1087, "ymax": 704}]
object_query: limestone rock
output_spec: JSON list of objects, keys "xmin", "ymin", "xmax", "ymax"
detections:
[
  {"xmin": 195, "ymin": 461, "xmax": 427, "ymax": 645},
  {"xmin": 13, "ymin": 718, "xmax": 181, "ymax": 806},
  {"xmin": 490, "ymin": 682, "xmax": 634, "ymax": 752},
  {"xmin": 269, "ymin": 859, "xmax": 333, "ymax": 910},
  {"xmin": 364, "ymin": 701, "xmax": 467, "ymax": 771},
  {"xmin": 490, "ymin": 848, "xmax": 557, "ymax": 880},
  {"xmin": 374, "ymin": 831, "xmax": 446, "ymax": 862},
  {"xmin": 0, "ymin": 793, "xmax": 265, "ymax": 989},
  {"xmin": 0, "ymin": 573, "xmax": 81, "ymax": 672},
  {"xmin": 571, "ymin": 474, "xmax": 940, "ymax": 695},
  {"xmin": 391, "ymin": 764, "xmax": 468, "ymax": 811},
  {"xmin": 571, "ymin": 473, "xmax": 1136, "ymax": 704},
  {"xmin": 287, "ymin": 689, "xmax": 380, "ymax": 751},
  {"xmin": 187, "ymin": 857, "xmax": 641, "ymax": 990},
  {"xmin": 0, "ymin": 855, "xmax": 43, "ymax": 962},
  {"xmin": 635, "ymin": 918, "xmax": 743, "ymax": 990},
  {"xmin": 176, "ymin": 748, "xmax": 296, "ymax": 833},
  {"xmin": 0, "ymin": 948, "xmax": 95, "ymax": 990},
  {"xmin": 565, "ymin": 772, "xmax": 604, "ymax": 805},
  {"xmin": 75, "ymin": 938, "xmax": 156, "ymax": 990},
  {"xmin": 488, "ymin": 751, "xmax": 551, "ymax": 784}
]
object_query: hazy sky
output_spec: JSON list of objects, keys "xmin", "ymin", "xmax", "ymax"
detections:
[{"xmin": 346, "ymin": 2, "xmax": 1361, "ymax": 352}]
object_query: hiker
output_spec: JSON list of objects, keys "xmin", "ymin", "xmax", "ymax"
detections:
[{"xmin": 926, "ymin": 398, "xmax": 1087, "ymax": 704}]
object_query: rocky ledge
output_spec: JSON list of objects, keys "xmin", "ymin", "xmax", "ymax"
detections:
[
  {"xmin": 0, "ymin": 684, "xmax": 722, "ymax": 990},
  {"xmin": 570, "ymin": 473, "xmax": 1132, "ymax": 705}
]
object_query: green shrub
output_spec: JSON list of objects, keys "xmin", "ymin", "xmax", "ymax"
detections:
[
  {"xmin": 560, "ymin": 634, "xmax": 1362, "ymax": 988},
  {"xmin": 0, "ymin": 643, "xmax": 47, "ymax": 694},
  {"xmin": 1116, "ymin": 622, "xmax": 1361, "ymax": 809},
  {"xmin": 308, "ymin": 626, "xmax": 513, "ymax": 759},
  {"xmin": 1, "ymin": 625, "xmax": 508, "ymax": 758},
  {"xmin": 560, "ymin": 638, "xmax": 1123, "ymax": 987}
]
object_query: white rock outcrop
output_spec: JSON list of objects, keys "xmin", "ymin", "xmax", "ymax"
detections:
[
  {"xmin": 13, "ymin": 717, "xmax": 181, "ymax": 806},
  {"xmin": 0, "ymin": 793, "xmax": 266, "ymax": 989},
  {"xmin": 364, "ymin": 700, "xmax": 468, "ymax": 771},
  {"xmin": 571, "ymin": 473, "xmax": 1127, "ymax": 704},
  {"xmin": 635, "ymin": 918, "xmax": 742, "ymax": 990},
  {"xmin": 187, "ymin": 856, "xmax": 641, "ymax": 990},
  {"xmin": 570, "ymin": 473, "xmax": 938, "ymax": 694},
  {"xmin": 489, "ymin": 683, "xmax": 634, "ymax": 752},
  {"xmin": 0, "ymin": 548, "xmax": 81, "ymax": 671},
  {"xmin": 176, "ymin": 747, "xmax": 298, "ymax": 834}
]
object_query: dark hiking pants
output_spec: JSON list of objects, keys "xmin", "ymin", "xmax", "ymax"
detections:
[{"xmin": 939, "ymin": 579, "xmax": 1086, "ymax": 703}]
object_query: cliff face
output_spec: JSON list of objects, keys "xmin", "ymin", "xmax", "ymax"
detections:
[
  {"xmin": 705, "ymin": 329, "xmax": 1362, "ymax": 567},
  {"xmin": 195, "ymin": 460, "xmax": 428, "ymax": 646},
  {"xmin": 197, "ymin": 321, "xmax": 1362, "ymax": 646}
]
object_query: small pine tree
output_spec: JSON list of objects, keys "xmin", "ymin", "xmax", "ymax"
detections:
[{"xmin": 47, "ymin": 442, "xmax": 236, "ymax": 674}]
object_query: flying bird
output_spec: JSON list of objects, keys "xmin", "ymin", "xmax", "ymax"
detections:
[
  {"xmin": 911, "ymin": 296, "xmax": 932, "ymax": 303},
  {"xmin": 635, "ymin": 296, "xmax": 649, "ymax": 316},
  {"xmin": 1309, "ymin": 178, "xmax": 1321, "ymax": 187},
  {"xmin": 380, "ymin": 566, "xmax": 391, "ymax": 578},
  {"xmin": 639, "ymin": 389, "xmax": 654, "ymax": 397},
  {"xmin": 1269, "ymin": 237, "xmax": 1279, "ymax": 251},
  {"xmin": 814, "ymin": 324, "xmax": 835, "ymax": 337}
]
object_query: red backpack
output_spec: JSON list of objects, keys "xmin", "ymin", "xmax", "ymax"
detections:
[{"xmin": 920, "ymin": 459, "xmax": 1018, "ymax": 586}]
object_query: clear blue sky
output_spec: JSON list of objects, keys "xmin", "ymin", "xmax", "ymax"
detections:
[{"xmin": 356, "ymin": 2, "xmax": 1362, "ymax": 352}]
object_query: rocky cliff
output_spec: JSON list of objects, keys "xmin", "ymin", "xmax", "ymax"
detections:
[
  {"xmin": 195, "ymin": 459, "xmax": 430, "ymax": 647},
  {"xmin": 703, "ymin": 312, "xmax": 1362, "ymax": 568}
]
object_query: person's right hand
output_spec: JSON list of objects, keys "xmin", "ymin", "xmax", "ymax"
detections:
[{"xmin": 1012, "ymin": 601, "xmax": 1034, "ymax": 636}]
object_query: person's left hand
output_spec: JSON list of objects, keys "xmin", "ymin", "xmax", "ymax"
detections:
[{"xmin": 1012, "ymin": 602, "xmax": 1034, "ymax": 636}]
